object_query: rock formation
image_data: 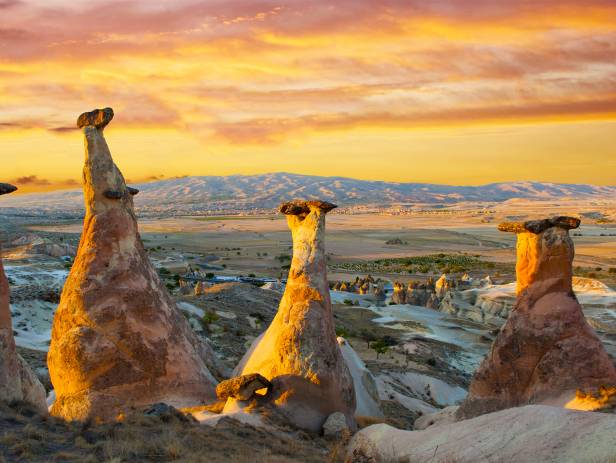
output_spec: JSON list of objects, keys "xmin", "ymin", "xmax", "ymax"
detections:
[
  {"xmin": 337, "ymin": 337, "xmax": 382, "ymax": 418},
  {"xmin": 390, "ymin": 281, "xmax": 407, "ymax": 304},
  {"xmin": 347, "ymin": 405, "xmax": 616, "ymax": 463},
  {"xmin": 48, "ymin": 108, "xmax": 218, "ymax": 421},
  {"xmin": 226, "ymin": 200, "xmax": 356, "ymax": 432},
  {"xmin": 457, "ymin": 217, "xmax": 616, "ymax": 418},
  {"xmin": 0, "ymin": 184, "xmax": 47, "ymax": 414},
  {"xmin": 434, "ymin": 273, "xmax": 452, "ymax": 298},
  {"xmin": 406, "ymin": 281, "xmax": 435, "ymax": 306},
  {"xmin": 216, "ymin": 373, "xmax": 271, "ymax": 402}
]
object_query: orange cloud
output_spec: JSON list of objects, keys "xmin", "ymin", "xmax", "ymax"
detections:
[{"xmin": 1, "ymin": 0, "xmax": 615, "ymax": 186}]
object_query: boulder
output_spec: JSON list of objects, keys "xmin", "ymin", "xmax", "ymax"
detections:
[
  {"xmin": 323, "ymin": 412, "xmax": 350, "ymax": 439},
  {"xmin": 457, "ymin": 217, "xmax": 616, "ymax": 419},
  {"xmin": 216, "ymin": 373, "xmax": 270, "ymax": 401},
  {"xmin": 0, "ymin": 184, "xmax": 47, "ymax": 414},
  {"xmin": 225, "ymin": 200, "xmax": 356, "ymax": 432},
  {"xmin": 47, "ymin": 109, "xmax": 218, "ymax": 421},
  {"xmin": 347, "ymin": 405, "xmax": 616, "ymax": 463}
]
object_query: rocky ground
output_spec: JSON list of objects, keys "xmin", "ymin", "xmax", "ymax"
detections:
[
  {"xmin": 0, "ymin": 401, "xmax": 344, "ymax": 463},
  {"xmin": 1, "ymin": 225, "xmax": 615, "ymax": 462}
]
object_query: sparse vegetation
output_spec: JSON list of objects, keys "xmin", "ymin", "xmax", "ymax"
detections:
[
  {"xmin": 330, "ymin": 253, "xmax": 508, "ymax": 276},
  {"xmin": 0, "ymin": 402, "xmax": 331, "ymax": 463},
  {"xmin": 201, "ymin": 310, "xmax": 220, "ymax": 331}
]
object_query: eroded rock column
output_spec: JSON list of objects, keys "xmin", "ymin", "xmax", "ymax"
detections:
[
  {"xmin": 458, "ymin": 216, "xmax": 616, "ymax": 418},
  {"xmin": 0, "ymin": 184, "xmax": 47, "ymax": 413},
  {"xmin": 226, "ymin": 200, "xmax": 356, "ymax": 431},
  {"xmin": 48, "ymin": 109, "xmax": 218, "ymax": 421}
]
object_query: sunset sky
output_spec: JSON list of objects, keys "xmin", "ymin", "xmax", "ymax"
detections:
[{"xmin": 1, "ymin": 0, "xmax": 615, "ymax": 192}]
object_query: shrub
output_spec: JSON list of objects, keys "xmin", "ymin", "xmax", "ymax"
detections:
[{"xmin": 335, "ymin": 327, "xmax": 349, "ymax": 338}]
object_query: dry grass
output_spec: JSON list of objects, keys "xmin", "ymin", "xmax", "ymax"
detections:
[{"xmin": 0, "ymin": 402, "xmax": 338, "ymax": 463}]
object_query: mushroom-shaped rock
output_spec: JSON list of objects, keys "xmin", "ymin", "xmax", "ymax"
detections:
[
  {"xmin": 225, "ymin": 199, "xmax": 356, "ymax": 432},
  {"xmin": 77, "ymin": 107, "xmax": 114, "ymax": 129},
  {"xmin": 457, "ymin": 217, "xmax": 616, "ymax": 419},
  {"xmin": 216, "ymin": 374, "xmax": 271, "ymax": 401},
  {"xmin": 0, "ymin": 185, "xmax": 47, "ymax": 414},
  {"xmin": 48, "ymin": 110, "xmax": 219, "ymax": 421}
]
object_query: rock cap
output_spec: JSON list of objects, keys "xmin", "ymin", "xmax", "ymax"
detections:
[
  {"xmin": 0, "ymin": 183, "xmax": 17, "ymax": 196},
  {"xmin": 77, "ymin": 107, "xmax": 114, "ymax": 129},
  {"xmin": 498, "ymin": 216, "xmax": 580, "ymax": 234},
  {"xmin": 280, "ymin": 199, "xmax": 337, "ymax": 216}
]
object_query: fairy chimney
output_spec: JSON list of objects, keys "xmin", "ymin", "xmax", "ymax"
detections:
[
  {"xmin": 458, "ymin": 217, "xmax": 616, "ymax": 418},
  {"xmin": 225, "ymin": 200, "xmax": 356, "ymax": 431},
  {"xmin": 47, "ymin": 109, "xmax": 219, "ymax": 421},
  {"xmin": 0, "ymin": 184, "xmax": 47, "ymax": 413}
]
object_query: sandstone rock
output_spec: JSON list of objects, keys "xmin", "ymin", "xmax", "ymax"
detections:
[
  {"xmin": 457, "ymin": 217, "xmax": 616, "ymax": 419},
  {"xmin": 347, "ymin": 405, "xmax": 616, "ymax": 463},
  {"xmin": 48, "ymin": 109, "xmax": 218, "ymax": 421},
  {"xmin": 405, "ymin": 282, "xmax": 435, "ymax": 306},
  {"xmin": 337, "ymin": 337, "xmax": 383, "ymax": 418},
  {"xmin": 0, "ymin": 184, "xmax": 47, "ymax": 414},
  {"xmin": 434, "ymin": 274, "xmax": 451, "ymax": 298},
  {"xmin": 323, "ymin": 412, "xmax": 350, "ymax": 439},
  {"xmin": 425, "ymin": 293, "xmax": 440, "ymax": 310},
  {"xmin": 226, "ymin": 200, "xmax": 356, "ymax": 432},
  {"xmin": 76, "ymin": 107, "xmax": 114, "ymax": 129},
  {"xmin": 216, "ymin": 373, "xmax": 270, "ymax": 401},
  {"xmin": 372, "ymin": 282, "xmax": 385, "ymax": 299},
  {"xmin": 413, "ymin": 405, "xmax": 458, "ymax": 430},
  {"xmin": 390, "ymin": 282, "xmax": 407, "ymax": 304}
]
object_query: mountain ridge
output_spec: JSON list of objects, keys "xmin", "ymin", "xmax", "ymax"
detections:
[{"xmin": 1, "ymin": 173, "xmax": 614, "ymax": 218}]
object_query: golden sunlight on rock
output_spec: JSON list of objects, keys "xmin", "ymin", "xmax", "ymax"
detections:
[
  {"xmin": 457, "ymin": 216, "xmax": 616, "ymax": 419},
  {"xmin": 224, "ymin": 199, "xmax": 356, "ymax": 432},
  {"xmin": 565, "ymin": 386, "xmax": 616, "ymax": 412},
  {"xmin": 47, "ymin": 109, "xmax": 220, "ymax": 422}
]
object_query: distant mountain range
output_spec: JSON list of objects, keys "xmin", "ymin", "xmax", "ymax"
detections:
[{"xmin": 1, "ymin": 173, "xmax": 615, "ymax": 218}]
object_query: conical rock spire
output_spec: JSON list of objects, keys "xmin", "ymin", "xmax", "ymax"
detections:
[
  {"xmin": 0, "ymin": 184, "xmax": 47, "ymax": 413},
  {"xmin": 226, "ymin": 200, "xmax": 356, "ymax": 431},
  {"xmin": 48, "ymin": 109, "xmax": 218, "ymax": 421},
  {"xmin": 458, "ymin": 217, "xmax": 616, "ymax": 418}
]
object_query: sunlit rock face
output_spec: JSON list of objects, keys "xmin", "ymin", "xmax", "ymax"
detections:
[
  {"xmin": 390, "ymin": 281, "xmax": 407, "ymax": 304},
  {"xmin": 0, "ymin": 185, "xmax": 47, "ymax": 414},
  {"xmin": 458, "ymin": 217, "xmax": 616, "ymax": 419},
  {"xmin": 227, "ymin": 200, "xmax": 356, "ymax": 432},
  {"xmin": 48, "ymin": 109, "xmax": 218, "ymax": 422}
]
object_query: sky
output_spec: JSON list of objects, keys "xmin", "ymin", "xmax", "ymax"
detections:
[{"xmin": 1, "ymin": 0, "xmax": 615, "ymax": 193}]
